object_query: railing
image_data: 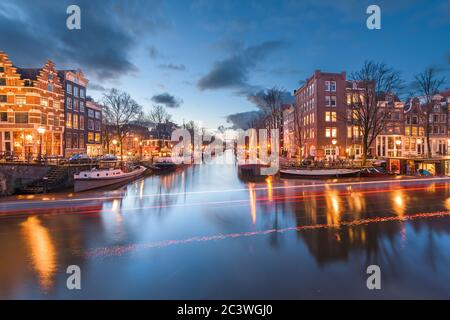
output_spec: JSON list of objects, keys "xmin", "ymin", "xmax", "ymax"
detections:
[
  {"xmin": 280, "ymin": 157, "xmax": 371, "ymax": 169},
  {"xmin": 0, "ymin": 151, "xmax": 74, "ymax": 166}
]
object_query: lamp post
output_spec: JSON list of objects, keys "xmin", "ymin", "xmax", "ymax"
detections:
[
  {"xmin": 331, "ymin": 139, "xmax": 337, "ymax": 162},
  {"xmin": 37, "ymin": 127, "xmax": 46, "ymax": 163},
  {"xmin": 395, "ymin": 138, "xmax": 402, "ymax": 157}
]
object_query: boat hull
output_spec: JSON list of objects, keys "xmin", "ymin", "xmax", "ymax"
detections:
[{"xmin": 74, "ymin": 167, "xmax": 146, "ymax": 192}]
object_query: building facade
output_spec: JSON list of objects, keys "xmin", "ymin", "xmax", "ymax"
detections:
[
  {"xmin": 293, "ymin": 70, "xmax": 347, "ymax": 160},
  {"xmin": 0, "ymin": 51, "xmax": 65, "ymax": 159},
  {"xmin": 85, "ymin": 100, "xmax": 102, "ymax": 156},
  {"xmin": 58, "ymin": 70, "xmax": 88, "ymax": 157}
]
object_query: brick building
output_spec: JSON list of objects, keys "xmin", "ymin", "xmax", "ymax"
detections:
[
  {"xmin": 293, "ymin": 70, "xmax": 347, "ymax": 160},
  {"xmin": 85, "ymin": 100, "xmax": 102, "ymax": 156},
  {"xmin": 58, "ymin": 70, "xmax": 88, "ymax": 157},
  {"xmin": 0, "ymin": 51, "xmax": 65, "ymax": 159}
]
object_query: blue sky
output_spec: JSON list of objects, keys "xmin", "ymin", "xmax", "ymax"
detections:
[{"xmin": 1, "ymin": 0, "xmax": 449, "ymax": 129}]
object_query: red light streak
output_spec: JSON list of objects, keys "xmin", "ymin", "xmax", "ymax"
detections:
[{"xmin": 86, "ymin": 210, "xmax": 450, "ymax": 258}]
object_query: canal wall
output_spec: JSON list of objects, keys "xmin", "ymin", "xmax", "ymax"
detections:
[{"xmin": 0, "ymin": 164, "xmax": 52, "ymax": 196}]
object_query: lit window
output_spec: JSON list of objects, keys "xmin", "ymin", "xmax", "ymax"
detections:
[
  {"xmin": 41, "ymin": 98, "xmax": 48, "ymax": 107},
  {"xmin": 66, "ymin": 113, "xmax": 72, "ymax": 128},
  {"xmin": 15, "ymin": 95, "xmax": 26, "ymax": 105}
]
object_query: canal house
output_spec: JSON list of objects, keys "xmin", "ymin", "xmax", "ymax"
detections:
[{"xmin": 0, "ymin": 51, "xmax": 65, "ymax": 159}]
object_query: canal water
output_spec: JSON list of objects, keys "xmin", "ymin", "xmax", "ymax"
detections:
[{"xmin": 1, "ymin": 152, "xmax": 450, "ymax": 299}]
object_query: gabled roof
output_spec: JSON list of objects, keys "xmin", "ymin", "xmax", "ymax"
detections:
[{"xmin": 15, "ymin": 67, "xmax": 41, "ymax": 80}]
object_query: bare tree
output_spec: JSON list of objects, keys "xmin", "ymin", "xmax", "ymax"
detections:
[
  {"xmin": 346, "ymin": 61, "xmax": 402, "ymax": 164},
  {"xmin": 148, "ymin": 104, "xmax": 172, "ymax": 124},
  {"xmin": 413, "ymin": 68, "xmax": 446, "ymax": 158},
  {"xmin": 102, "ymin": 89, "xmax": 143, "ymax": 159},
  {"xmin": 263, "ymin": 88, "xmax": 284, "ymax": 130}
]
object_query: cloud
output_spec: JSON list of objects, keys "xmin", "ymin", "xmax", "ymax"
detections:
[
  {"xmin": 197, "ymin": 40, "xmax": 285, "ymax": 91},
  {"xmin": 148, "ymin": 45, "xmax": 160, "ymax": 59},
  {"xmin": 89, "ymin": 83, "xmax": 107, "ymax": 92},
  {"xmin": 151, "ymin": 92, "xmax": 183, "ymax": 108},
  {"xmin": 158, "ymin": 63, "xmax": 186, "ymax": 71},
  {"xmin": 226, "ymin": 110, "xmax": 263, "ymax": 130},
  {"xmin": 0, "ymin": 0, "xmax": 170, "ymax": 80}
]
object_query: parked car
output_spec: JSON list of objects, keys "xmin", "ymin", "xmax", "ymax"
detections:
[
  {"xmin": 69, "ymin": 153, "xmax": 92, "ymax": 164},
  {"xmin": 97, "ymin": 154, "xmax": 118, "ymax": 161}
]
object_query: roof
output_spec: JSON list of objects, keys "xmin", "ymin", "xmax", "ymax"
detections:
[{"xmin": 15, "ymin": 68, "xmax": 41, "ymax": 80}]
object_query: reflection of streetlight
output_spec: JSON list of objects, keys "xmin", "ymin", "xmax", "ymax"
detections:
[
  {"xmin": 331, "ymin": 139, "xmax": 337, "ymax": 146},
  {"xmin": 37, "ymin": 127, "xmax": 46, "ymax": 162}
]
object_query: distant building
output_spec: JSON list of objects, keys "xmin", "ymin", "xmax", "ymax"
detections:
[
  {"xmin": 0, "ymin": 51, "xmax": 65, "ymax": 158},
  {"xmin": 58, "ymin": 70, "xmax": 88, "ymax": 157},
  {"xmin": 282, "ymin": 104, "xmax": 295, "ymax": 157},
  {"xmin": 85, "ymin": 100, "xmax": 102, "ymax": 156}
]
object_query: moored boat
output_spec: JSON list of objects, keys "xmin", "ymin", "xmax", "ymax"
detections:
[
  {"xmin": 74, "ymin": 165, "xmax": 147, "ymax": 192},
  {"xmin": 152, "ymin": 156, "xmax": 177, "ymax": 171},
  {"xmin": 280, "ymin": 168, "xmax": 361, "ymax": 178}
]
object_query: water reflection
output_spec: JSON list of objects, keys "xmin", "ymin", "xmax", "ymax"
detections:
[
  {"xmin": 1, "ymin": 157, "xmax": 450, "ymax": 298},
  {"xmin": 21, "ymin": 216, "xmax": 57, "ymax": 292}
]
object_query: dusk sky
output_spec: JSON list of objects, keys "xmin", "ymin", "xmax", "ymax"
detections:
[{"xmin": 1, "ymin": 0, "xmax": 449, "ymax": 129}]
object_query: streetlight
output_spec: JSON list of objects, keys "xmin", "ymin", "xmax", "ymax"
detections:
[
  {"xmin": 395, "ymin": 138, "xmax": 401, "ymax": 157},
  {"xmin": 331, "ymin": 139, "xmax": 337, "ymax": 161},
  {"xmin": 37, "ymin": 127, "xmax": 46, "ymax": 163}
]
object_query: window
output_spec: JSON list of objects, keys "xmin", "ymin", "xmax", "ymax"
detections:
[
  {"xmin": 95, "ymin": 121, "xmax": 101, "ymax": 131},
  {"xmin": 0, "ymin": 112, "xmax": 7, "ymax": 122},
  {"xmin": 80, "ymin": 88, "xmax": 85, "ymax": 99},
  {"xmin": 412, "ymin": 116, "xmax": 418, "ymax": 124},
  {"xmin": 325, "ymin": 96, "xmax": 331, "ymax": 106},
  {"xmin": 325, "ymin": 81, "xmax": 330, "ymax": 91},
  {"xmin": 330, "ymin": 81, "xmax": 336, "ymax": 92},
  {"xmin": 79, "ymin": 134, "xmax": 85, "ymax": 149},
  {"xmin": 325, "ymin": 111, "xmax": 336, "ymax": 122},
  {"xmin": 88, "ymin": 109, "xmax": 94, "ymax": 118},
  {"xmin": 66, "ymin": 133, "xmax": 72, "ymax": 149},
  {"xmin": 73, "ymin": 99, "xmax": 79, "ymax": 111},
  {"xmin": 41, "ymin": 114, "xmax": 47, "ymax": 125},
  {"xmin": 67, "ymin": 83, "xmax": 72, "ymax": 94},
  {"xmin": 80, "ymin": 101, "xmax": 85, "ymax": 112},
  {"xmin": 48, "ymin": 83, "xmax": 53, "ymax": 92},
  {"xmin": 66, "ymin": 97, "xmax": 72, "ymax": 109},
  {"xmin": 326, "ymin": 127, "xmax": 337, "ymax": 138},
  {"xmin": 95, "ymin": 133, "xmax": 101, "ymax": 143},
  {"xmin": 88, "ymin": 132, "xmax": 94, "ymax": 142},
  {"xmin": 88, "ymin": 119, "xmax": 94, "ymax": 130},
  {"xmin": 15, "ymin": 95, "xmax": 26, "ymax": 105},
  {"xmin": 0, "ymin": 66, "xmax": 4, "ymax": 73},
  {"xmin": 66, "ymin": 113, "xmax": 72, "ymax": 128},
  {"xmin": 15, "ymin": 112, "xmax": 28, "ymax": 124},
  {"xmin": 0, "ymin": 78, "xmax": 6, "ymax": 86},
  {"xmin": 41, "ymin": 98, "xmax": 48, "ymax": 107},
  {"xmin": 48, "ymin": 74, "xmax": 53, "ymax": 81},
  {"xmin": 0, "ymin": 95, "xmax": 7, "ymax": 103},
  {"xmin": 80, "ymin": 115, "xmax": 85, "ymax": 129},
  {"xmin": 74, "ymin": 86, "xmax": 79, "ymax": 97},
  {"xmin": 330, "ymin": 96, "xmax": 336, "ymax": 107},
  {"xmin": 73, "ymin": 113, "xmax": 79, "ymax": 129},
  {"xmin": 54, "ymin": 101, "xmax": 60, "ymax": 110},
  {"xmin": 24, "ymin": 80, "xmax": 32, "ymax": 87},
  {"xmin": 73, "ymin": 133, "xmax": 79, "ymax": 148},
  {"xmin": 95, "ymin": 111, "xmax": 101, "ymax": 119}
]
